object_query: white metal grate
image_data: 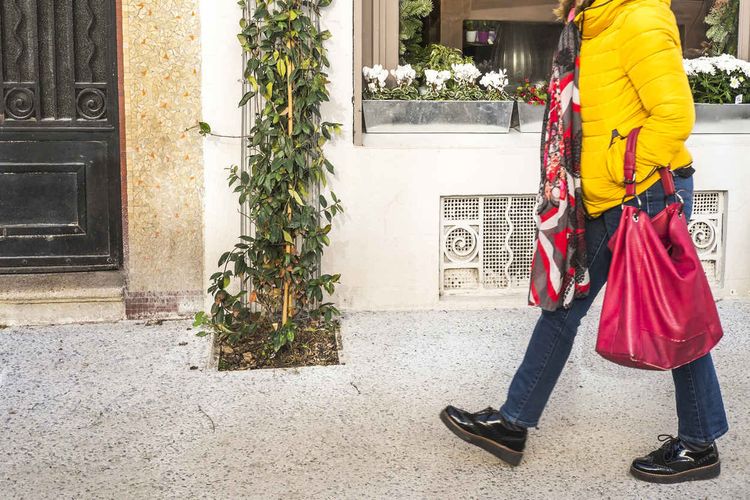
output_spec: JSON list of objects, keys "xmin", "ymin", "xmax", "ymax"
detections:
[
  {"xmin": 441, "ymin": 195, "xmax": 536, "ymax": 293},
  {"xmin": 688, "ymin": 191, "xmax": 726, "ymax": 284},
  {"xmin": 440, "ymin": 191, "xmax": 726, "ymax": 295}
]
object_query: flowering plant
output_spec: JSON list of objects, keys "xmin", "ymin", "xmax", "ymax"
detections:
[
  {"xmin": 514, "ymin": 78, "xmax": 549, "ymax": 105},
  {"xmin": 480, "ymin": 70, "xmax": 511, "ymax": 100},
  {"xmin": 391, "ymin": 64, "xmax": 417, "ymax": 87},
  {"xmin": 451, "ymin": 63, "xmax": 482, "ymax": 86},
  {"xmin": 424, "ymin": 69, "xmax": 452, "ymax": 92},
  {"xmin": 363, "ymin": 64, "xmax": 419, "ymax": 100},
  {"xmin": 362, "ymin": 65, "xmax": 389, "ymax": 93},
  {"xmin": 362, "ymin": 62, "xmax": 510, "ymax": 101},
  {"xmin": 683, "ymin": 54, "xmax": 750, "ymax": 104}
]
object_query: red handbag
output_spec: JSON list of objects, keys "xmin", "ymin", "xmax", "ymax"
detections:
[{"xmin": 596, "ymin": 127, "xmax": 723, "ymax": 370}]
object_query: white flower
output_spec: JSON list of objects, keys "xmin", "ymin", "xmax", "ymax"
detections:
[
  {"xmin": 730, "ymin": 76, "xmax": 741, "ymax": 89},
  {"xmin": 683, "ymin": 57, "xmax": 717, "ymax": 76},
  {"xmin": 739, "ymin": 59, "xmax": 750, "ymax": 78},
  {"xmin": 479, "ymin": 69, "xmax": 509, "ymax": 91},
  {"xmin": 362, "ymin": 65, "xmax": 389, "ymax": 90},
  {"xmin": 425, "ymin": 69, "xmax": 452, "ymax": 91},
  {"xmin": 714, "ymin": 53, "xmax": 741, "ymax": 74},
  {"xmin": 451, "ymin": 63, "xmax": 482, "ymax": 86},
  {"xmin": 390, "ymin": 64, "xmax": 416, "ymax": 87},
  {"xmin": 683, "ymin": 58, "xmax": 696, "ymax": 76},
  {"xmin": 683, "ymin": 54, "xmax": 750, "ymax": 77}
]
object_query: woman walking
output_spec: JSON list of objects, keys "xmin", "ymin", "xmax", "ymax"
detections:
[{"xmin": 440, "ymin": 0, "xmax": 728, "ymax": 483}]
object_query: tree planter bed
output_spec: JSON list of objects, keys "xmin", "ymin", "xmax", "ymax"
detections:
[
  {"xmin": 363, "ymin": 100, "xmax": 514, "ymax": 134},
  {"xmin": 211, "ymin": 317, "xmax": 342, "ymax": 371}
]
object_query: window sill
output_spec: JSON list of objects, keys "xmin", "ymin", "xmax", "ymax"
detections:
[
  {"xmin": 361, "ymin": 128, "xmax": 542, "ymax": 149},
  {"xmin": 358, "ymin": 103, "xmax": 750, "ymax": 148}
]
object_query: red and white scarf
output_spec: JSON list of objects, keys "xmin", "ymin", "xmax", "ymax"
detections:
[{"xmin": 528, "ymin": 9, "xmax": 589, "ymax": 311}]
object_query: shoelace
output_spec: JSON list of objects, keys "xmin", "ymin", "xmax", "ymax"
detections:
[
  {"xmin": 657, "ymin": 434, "xmax": 680, "ymax": 461},
  {"xmin": 476, "ymin": 406, "xmax": 497, "ymax": 415}
]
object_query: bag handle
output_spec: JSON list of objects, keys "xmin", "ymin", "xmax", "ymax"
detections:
[{"xmin": 624, "ymin": 127, "xmax": 676, "ymax": 198}]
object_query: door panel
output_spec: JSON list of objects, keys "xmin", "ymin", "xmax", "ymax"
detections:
[{"xmin": 0, "ymin": 0, "xmax": 122, "ymax": 273}]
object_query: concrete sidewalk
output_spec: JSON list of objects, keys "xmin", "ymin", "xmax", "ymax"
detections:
[{"xmin": 1, "ymin": 302, "xmax": 748, "ymax": 499}]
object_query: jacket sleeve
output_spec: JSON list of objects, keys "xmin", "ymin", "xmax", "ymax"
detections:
[{"xmin": 616, "ymin": 6, "xmax": 695, "ymax": 171}]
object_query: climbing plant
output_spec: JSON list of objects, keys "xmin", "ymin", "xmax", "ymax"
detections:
[{"xmin": 195, "ymin": 0, "xmax": 343, "ymax": 353}]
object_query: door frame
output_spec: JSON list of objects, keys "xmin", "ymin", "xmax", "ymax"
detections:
[{"xmin": 116, "ymin": 0, "xmax": 129, "ymax": 277}]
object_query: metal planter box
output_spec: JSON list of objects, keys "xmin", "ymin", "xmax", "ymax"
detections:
[
  {"xmin": 693, "ymin": 103, "xmax": 750, "ymax": 134},
  {"xmin": 362, "ymin": 100, "xmax": 514, "ymax": 134},
  {"xmin": 517, "ymin": 102, "xmax": 546, "ymax": 133}
]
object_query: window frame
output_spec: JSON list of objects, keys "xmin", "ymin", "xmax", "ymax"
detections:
[{"xmin": 740, "ymin": 0, "xmax": 750, "ymax": 60}]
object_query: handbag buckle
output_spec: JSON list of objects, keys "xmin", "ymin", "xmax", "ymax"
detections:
[{"xmin": 621, "ymin": 193, "xmax": 642, "ymax": 211}]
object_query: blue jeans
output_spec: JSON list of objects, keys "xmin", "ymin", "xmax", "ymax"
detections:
[{"xmin": 500, "ymin": 174, "xmax": 729, "ymax": 445}]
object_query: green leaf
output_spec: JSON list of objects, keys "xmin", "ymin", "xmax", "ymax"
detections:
[
  {"xmin": 239, "ymin": 90, "xmax": 256, "ymax": 107},
  {"xmin": 247, "ymin": 75, "xmax": 258, "ymax": 91},
  {"xmin": 198, "ymin": 122, "xmax": 212, "ymax": 136},
  {"xmin": 283, "ymin": 230, "xmax": 294, "ymax": 243},
  {"xmin": 193, "ymin": 311, "xmax": 206, "ymax": 327},
  {"xmin": 289, "ymin": 188, "xmax": 304, "ymax": 206}
]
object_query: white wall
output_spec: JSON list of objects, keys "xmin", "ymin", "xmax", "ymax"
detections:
[
  {"xmin": 200, "ymin": 0, "xmax": 245, "ymax": 310},
  {"xmin": 203, "ymin": 0, "xmax": 750, "ymax": 313}
]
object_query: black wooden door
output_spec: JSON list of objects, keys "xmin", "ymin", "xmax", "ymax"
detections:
[{"xmin": 0, "ymin": 0, "xmax": 122, "ymax": 273}]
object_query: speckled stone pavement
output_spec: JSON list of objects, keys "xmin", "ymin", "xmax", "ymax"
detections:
[{"xmin": 1, "ymin": 301, "xmax": 748, "ymax": 499}]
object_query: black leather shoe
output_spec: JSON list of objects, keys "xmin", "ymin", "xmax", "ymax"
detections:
[
  {"xmin": 630, "ymin": 435, "xmax": 721, "ymax": 484},
  {"xmin": 439, "ymin": 405, "xmax": 527, "ymax": 466}
]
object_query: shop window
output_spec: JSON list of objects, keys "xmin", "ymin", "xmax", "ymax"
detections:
[
  {"xmin": 673, "ymin": 0, "xmax": 742, "ymax": 57},
  {"xmin": 354, "ymin": 0, "xmax": 750, "ymax": 143}
]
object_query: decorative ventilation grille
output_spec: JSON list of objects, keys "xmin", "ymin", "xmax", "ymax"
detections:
[
  {"xmin": 440, "ymin": 192, "xmax": 726, "ymax": 294},
  {"xmin": 688, "ymin": 191, "xmax": 726, "ymax": 284},
  {"xmin": 441, "ymin": 195, "xmax": 536, "ymax": 293}
]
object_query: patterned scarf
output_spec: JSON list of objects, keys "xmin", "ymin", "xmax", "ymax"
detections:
[{"xmin": 528, "ymin": 9, "xmax": 589, "ymax": 311}]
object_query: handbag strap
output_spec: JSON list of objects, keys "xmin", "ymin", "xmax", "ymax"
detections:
[{"xmin": 624, "ymin": 127, "xmax": 676, "ymax": 197}]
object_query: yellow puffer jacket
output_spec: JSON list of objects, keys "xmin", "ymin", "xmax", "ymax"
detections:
[{"xmin": 573, "ymin": 0, "xmax": 695, "ymax": 218}]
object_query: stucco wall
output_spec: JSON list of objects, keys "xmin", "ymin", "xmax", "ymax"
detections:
[
  {"xmin": 122, "ymin": 0, "xmax": 205, "ymax": 316},
  {"xmin": 199, "ymin": 1, "xmax": 245, "ymax": 311}
]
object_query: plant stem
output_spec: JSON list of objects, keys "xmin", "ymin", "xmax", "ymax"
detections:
[{"xmin": 282, "ymin": 30, "xmax": 296, "ymax": 326}]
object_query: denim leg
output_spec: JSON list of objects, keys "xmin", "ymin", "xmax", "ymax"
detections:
[
  {"xmin": 672, "ymin": 353, "xmax": 729, "ymax": 444},
  {"xmin": 499, "ymin": 215, "xmax": 613, "ymax": 428},
  {"xmin": 635, "ymin": 175, "xmax": 728, "ymax": 444}
]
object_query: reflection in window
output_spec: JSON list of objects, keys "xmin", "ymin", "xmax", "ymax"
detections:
[
  {"xmin": 676, "ymin": 0, "xmax": 740, "ymax": 57},
  {"xmin": 463, "ymin": 21, "xmax": 562, "ymax": 83},
  {"xmin": 402, "ymin": 0, "xmax": 742, "ymax": 83}
]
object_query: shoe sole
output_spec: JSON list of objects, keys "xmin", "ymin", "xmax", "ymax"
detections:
[
  {"xmin": 629, "ymin": 461, "xmax": 720, "ymax": 484},
  {"xmin": 439, "ymin": 409, "xmax": 524, "ymax": 466}
]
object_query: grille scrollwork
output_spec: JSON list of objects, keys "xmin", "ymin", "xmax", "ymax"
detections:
[
  {"xmin": 76, "ymin": 88, "xmax": 107, "ymax": 120},
  {"xmin": 5, "ymin": 87, "xmax": 35, "ymax": 120},
  {"xmin": 444, "ymin": 225, "xmax": 479, "ymax": 263}
]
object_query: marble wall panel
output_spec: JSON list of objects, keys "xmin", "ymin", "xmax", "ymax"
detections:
[{"xmin": 121, "ymin": 0, "xmax": 204, "ymax": 314}]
